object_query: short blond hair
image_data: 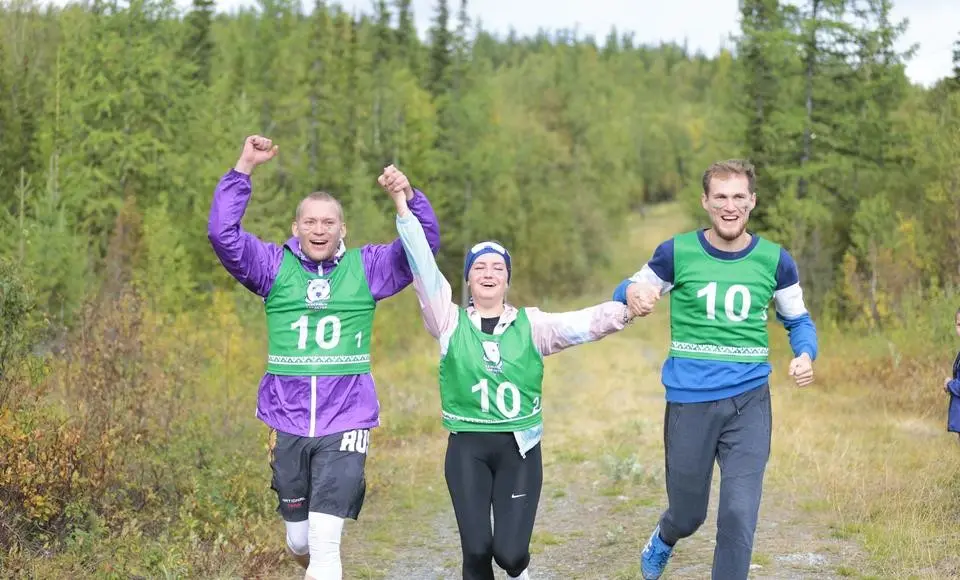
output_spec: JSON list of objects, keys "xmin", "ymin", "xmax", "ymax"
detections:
[
  {"xmin": 702, "ymin": 160, "xmax": 756, "ymax": 196},
  {"xmin": 296, "ymin": 192, "xmax": 344, "ymax": 221}
]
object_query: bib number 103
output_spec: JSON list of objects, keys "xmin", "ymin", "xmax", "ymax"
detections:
[
  {"xmin": 696, "ymin": 282, "xmax": 752, "ymax": 322},
  {"xmin": 291, "ymin": 314, "xmax": 362, "ymax": 349}
]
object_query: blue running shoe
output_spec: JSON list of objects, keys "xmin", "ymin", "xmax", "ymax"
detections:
[{"xmin": 640, "ymin": 525, "xmax": 673, "ymax": 579}]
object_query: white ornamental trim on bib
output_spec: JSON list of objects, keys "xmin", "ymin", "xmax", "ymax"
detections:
[
  {"xmin": 442, "ymin": 407, "xmax": 542, "ymax": 425},
  {"xmin": 670, "ymin": 341, "xmax": 768, "ymax": 357},
  {"xmin": 268, "ymin": 354, "xmax": 371, "ymax": 365}
]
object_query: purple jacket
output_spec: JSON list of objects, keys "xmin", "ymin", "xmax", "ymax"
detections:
[
  {"xmin": 949, "ymin": 351, "xmax": 960, "ymax": 433},
  {"xmin": 208, "ymin": 169, "xmax": 441, "ymax": 437}
]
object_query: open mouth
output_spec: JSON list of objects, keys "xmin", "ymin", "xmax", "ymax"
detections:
[
  {"xmin": 479, "ymin": 281, "xmax": 497, "ymax": 288},
  {"xmin": 309, "ymin": 239, "xmax": 329, "ymax": 251},
  {"xmin": 720, "ymin": 216, "xmax": 739, "ymax": 223}
]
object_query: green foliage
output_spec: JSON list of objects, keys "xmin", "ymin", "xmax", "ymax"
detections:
[
  {"xmin": 0, "ymin": 0, "xmax": 740, "ymax": 326},
  {"xmin": 729, "ymin": 0, "xmax": 949, "ymax": 317},
  {"xmin": 181, "ymin": 0, "xmax": 216, "ymax": 86},
  {"xmin": 135, "ymin": 200, "xmax": 198, "ymax": 315},
  {"xmin": 426, "ymin": 0, "xmax": 452, "ymax": 96},
  {"xmin": 0, "ymin": 257, "xmax": 47, "ymax": 410}
]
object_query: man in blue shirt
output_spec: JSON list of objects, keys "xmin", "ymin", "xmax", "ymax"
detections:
[{"xmin": 614, "ymin": 160, "xmax": 818, "ymax": 580}]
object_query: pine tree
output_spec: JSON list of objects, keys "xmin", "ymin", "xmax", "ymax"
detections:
[
  {"xmin": 427, "ymin": 0, "xmax": 452, "ymax": 96},
  {"xmin": 306, "ymin": 0, "xmax": 333, "ymax": 178},
  {"xmin": 373, "ymin": 1, "xmax": 392, "ymax": 67},
  {"xmin": 181, "ymin": 0, "xmax": 216, "ymax": 86},
  {"xmin": 736, "ymin": 0, "xmax": 794, "ymax": 228},
  {"xmin": 0, "ymin": 39, "xmax": 11, "ymax": 193},
  {"xmin": 602, "ymin": 26, "xmax": 619, "ymax": 59},
  {"xmin": 952, "ymin": 32, "xmax": 960, "ymax": 88},
  {"xmin": 394, "ymin": 0, "xmax": 419, "ymax": 74}
]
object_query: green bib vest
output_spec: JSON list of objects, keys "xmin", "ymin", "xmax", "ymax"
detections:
[
  {"xmin": 438, "ymin": 308, "xmax": 545, "ymax": 432},
  {"xmin": 669, "ymin": 231, "xmax": 780, "ymax": 363},
  {"xmin": 264, "ymin": 247, "xmax": 375, "ymax": 375}
]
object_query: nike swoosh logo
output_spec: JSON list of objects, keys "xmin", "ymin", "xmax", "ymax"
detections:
[{"xmin": 511, "ymin": 493, "xmax": 526, "ymax": 499}]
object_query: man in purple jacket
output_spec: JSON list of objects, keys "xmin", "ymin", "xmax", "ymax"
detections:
[{"xmin": 207, "ymin": 135, "xmax": 440, "ymax": 579}]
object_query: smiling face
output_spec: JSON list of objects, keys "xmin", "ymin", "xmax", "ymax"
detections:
[
  {"xmin": 702, "ymin": 173, "xmax": 756, "ymax": 242},
  {"xmin": 468, "ymin": 253, "xmax": 509, "ymax": 306},
  {"xmin": 292, "ymin": 196, "xmax": 346, "ymax": 263}
]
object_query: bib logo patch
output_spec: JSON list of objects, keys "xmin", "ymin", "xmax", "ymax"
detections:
[
  {"xmin": 305, "ymin": 278, "xmax": 331, "ymax": 310},
  {"xmin": 481, "ymin": 341, "xmax": 503, "ymax": 374}
]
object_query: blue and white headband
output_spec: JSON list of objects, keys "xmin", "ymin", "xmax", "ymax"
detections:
[{"xmin": 463, "ymin": 240, "xmax": 512, "ymax": 283}]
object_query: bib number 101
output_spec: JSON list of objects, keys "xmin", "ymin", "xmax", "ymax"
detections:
[{"xmin": 291, "ymin": 314, "xmax": 362, "ymax": 349}]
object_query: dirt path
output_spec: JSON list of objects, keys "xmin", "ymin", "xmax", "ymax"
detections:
[
  {"xmin": 381, "ymin": 439, "xmax": 867, "ymax": 580},
  {"xmin": 381, "ymin": 330, "xmax": 869, "ymax": 579}
]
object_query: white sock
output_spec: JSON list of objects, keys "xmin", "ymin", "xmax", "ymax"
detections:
[{"xmin": 304, "ymin": 512, "xmax": 345, "ymax": 580}]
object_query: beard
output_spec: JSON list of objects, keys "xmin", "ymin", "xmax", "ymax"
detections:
[{"xmin": 714, "ymin": 217, "xmax": 748, "ymax": 241}]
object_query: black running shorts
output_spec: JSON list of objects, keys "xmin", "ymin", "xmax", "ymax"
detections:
[{"xmin": 268, "ymin": 427, "xmax": 371, "ymax": 522}]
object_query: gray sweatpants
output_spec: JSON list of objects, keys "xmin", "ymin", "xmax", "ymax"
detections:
[{"xmin": 657, "ymin": 382, "xmax": 772, "ymax": 580}]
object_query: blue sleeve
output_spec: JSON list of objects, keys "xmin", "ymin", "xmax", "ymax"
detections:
[
  {"xmin": 774, "ymin": 247, "xmax": 818, "ymax": 360},
  {"xmin": 949, "ymin": 379, "xmax": 960, "ymax": 397},
  {"xmin": 612, "ymin": 239, "xmax": 674, "ymax": 303},
  {"xmin": 775, "ymin": 247, "xmax": 799, "ymax": 290},
  {"xmin": 647, "ymin": 240, "xmax": 675, "ymax": 283},
  {"xmin": 777, "ymin": 312, "xmax": 818, "ymax": 360},
  {"xmin": 613, "ymin": 280, "xmax": 630, "ymax": 304}
]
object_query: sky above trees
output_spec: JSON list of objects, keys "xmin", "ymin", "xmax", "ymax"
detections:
[{"xmin": 193, "ymin": 0, "xmax": 953, "ymax": 87}]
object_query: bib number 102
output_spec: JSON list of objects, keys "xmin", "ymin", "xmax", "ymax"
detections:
[{"xmin": 471, "ymin": 379, "xmax": 525, "ymax": 418}]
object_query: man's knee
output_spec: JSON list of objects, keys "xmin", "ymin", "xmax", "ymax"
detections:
[
  {"xmin": 308, "ymin": 511, "xmax": 344, "ymax": 551},
  {"xmin": 284, "ymin": 519, "xmax": 310, "ymax": 570},
  {"xmin": 718, "ymin": 491, "xmax": 762, "ymax": 545},
  {"xmin": 305, "ymin": 512, "xmax": 344, "ymax": 580},
  {"xmin": 286, "ymin": 519, "xmax": 310, "ymax": 556},
  {"xmin": 672, "ymin": 511, "xmax": 708, "ymax": 539}
]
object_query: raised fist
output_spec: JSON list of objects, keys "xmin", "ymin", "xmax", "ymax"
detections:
[
  {"xmin": 377, "ymin": 164, "xmax": 412, "ymax": 201},
  {"xmin": 235, "ymin": 135, "xmax": 279, "ymax": 174}
]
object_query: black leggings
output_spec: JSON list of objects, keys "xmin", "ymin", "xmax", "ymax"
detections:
[{"xmin": 445, "ymin": 431, "xmax": 543, "ymax": 580}]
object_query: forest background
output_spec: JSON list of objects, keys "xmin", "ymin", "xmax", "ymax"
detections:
[{"xmin": 2, "ymin": 0, "xmax": 960, "ymax": 576}]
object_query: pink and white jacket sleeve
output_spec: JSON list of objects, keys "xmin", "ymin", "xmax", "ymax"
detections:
[
  {"xmin": 395, "ymin": 212, "xmax": 461, "ymax": 353},
  {"xmin": 526, "ymin": 302, "xmax": 634, "ymax": 357}
]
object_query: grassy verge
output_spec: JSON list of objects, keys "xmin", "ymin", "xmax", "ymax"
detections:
[
  {"xmin": 763, "ymin": 315, "xmax": 960, "ymax": 578},
  {"xmin": 0, "ymin": 277, "xmax": 448, "ymax": 579}
]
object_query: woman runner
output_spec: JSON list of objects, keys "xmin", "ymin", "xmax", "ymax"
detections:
[{"xmin": 379, "ymin": 175, "xmax": 653, "ymax": 580}]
